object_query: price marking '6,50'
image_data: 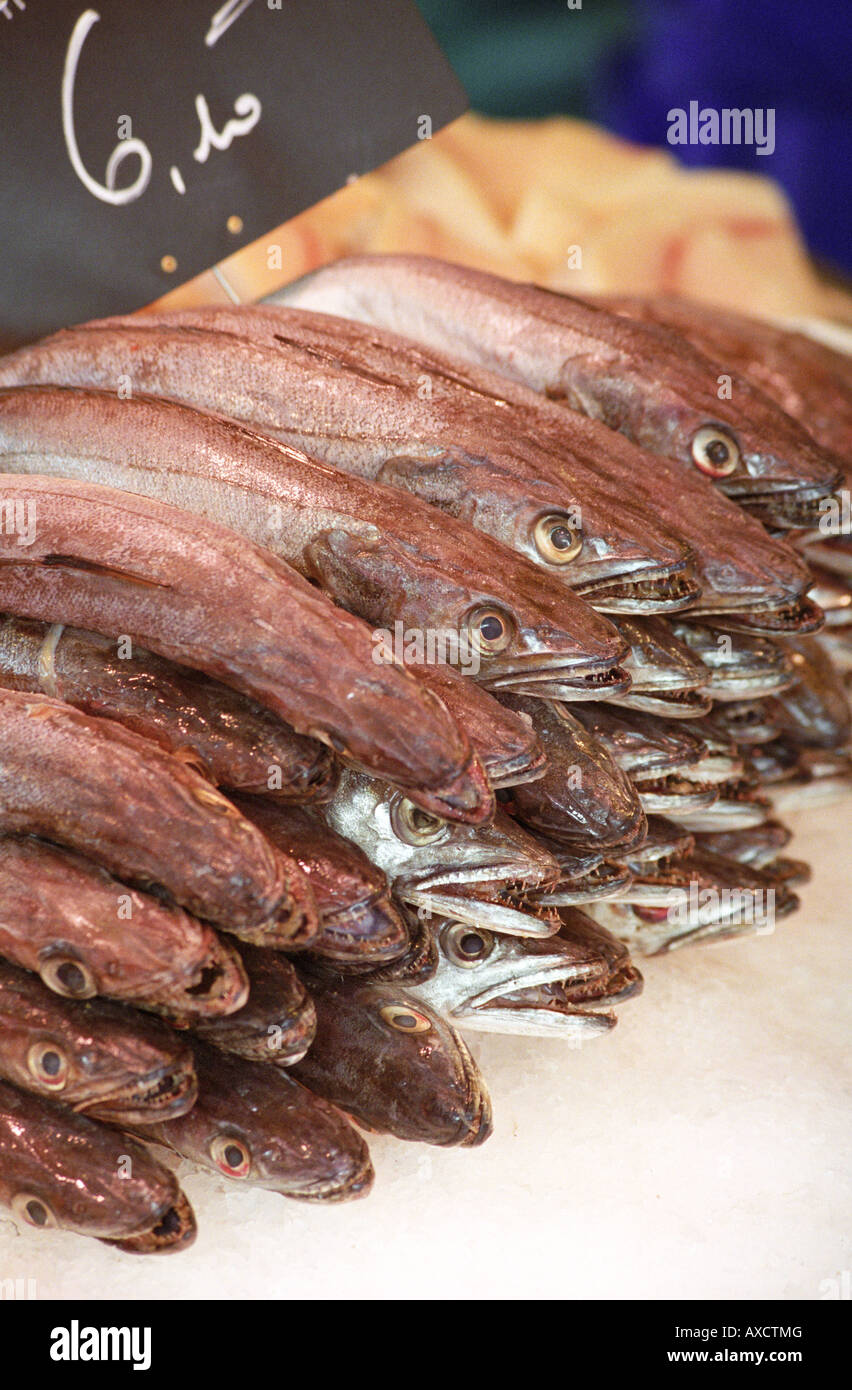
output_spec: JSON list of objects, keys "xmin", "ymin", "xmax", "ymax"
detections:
[{"xmin": 61, "ymin": 8, "xmax": 262, "ymax": 208}]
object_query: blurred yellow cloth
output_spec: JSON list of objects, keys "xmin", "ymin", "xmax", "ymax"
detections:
[{"xmin": 150, "ymin": 113, "xmax": 852, "ymax": 324}]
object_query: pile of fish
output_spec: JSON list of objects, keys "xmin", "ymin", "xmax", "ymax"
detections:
[{"xmin": 0, "ymin": 255, "xmax": 849, "ymax": 1252}]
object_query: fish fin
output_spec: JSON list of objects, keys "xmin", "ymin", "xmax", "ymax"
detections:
[
  {"xmin": 378, "ymin": 455, "xmax": 475, "ymax": 521},
  {"xmin": 305, "ymin": 527, "xmax": 426, "ymax": 627},
  {"xmin": 547, "ymin": 358, "xmax": 633, "ymax": 429}
]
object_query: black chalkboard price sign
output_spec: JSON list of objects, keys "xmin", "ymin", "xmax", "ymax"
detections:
[{"xmin": 0, "ymin": 0, "xmax": 467, "ymax": 343}]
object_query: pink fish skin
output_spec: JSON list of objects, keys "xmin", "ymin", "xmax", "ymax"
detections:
[
  {"xmin": 277, "ymin": 254, "xmax": 842, "ymax": 525},
  {"xmin": 0, "ymin": 315, "xmax": 700, "ymax": 614},
  {"xmin": 0, "ymin": 470, "xmax": 493, "ymax": 824}
]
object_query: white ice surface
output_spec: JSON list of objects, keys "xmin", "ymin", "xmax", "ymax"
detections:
[{"xmin": 0, "ymin": 802, "xmax": 849, "ymax": 1301}]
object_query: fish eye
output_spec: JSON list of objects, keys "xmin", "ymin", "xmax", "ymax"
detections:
[
  {"xmin": 27, "ymin": 1041, "xmax": 69, "ymax": 1091},
  {"xmin": 442, "ymin": 922, "xmax": 495, "ymax": 967},
  {"xmin": 379, "ymin": 1003, "xmax": 433, "ymax": 1033},
  {"xmin": 691, "ymin": 426, "xmax": 741, "ymax": 478},
  {"xmin": 11, "ymin": 1192, "xmax": 58, "ymax": 1229},
  {"xmin": 392, "ymin": 797, "xmax": 449, "ymax": 846},
  {"xmin": 466, "ymin": 605, "xmax": 514, "ymax": 656},
  {"xmin": 39, "ymin": 955, "xmax": 97, "ymax": 1000},
  {"xmin": 210, "ymin": 1135, "xmax": 252, "ymax": 1179},
  {"xmin": 533, "ymin": 513, "xmax": 582, "ymax": 564}
]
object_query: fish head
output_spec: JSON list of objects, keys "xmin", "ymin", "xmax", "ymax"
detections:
[
  {"xmin": 766, "ymin": 635, "xmax": 852, "ymax": 749},
  {"xmin": 611, "ymin": 614, "xmax": 711, "ymax": 715},
  {"xmin": 367, "ymin": 904, "xmax": 440, "ymax": 984},
  {"xmin": 0, "ymin": 963, "xmax": 197, "ymax": 1125},
  {"xmin": 501, "ymin": 698, "xmax": 648, "ymax": 853},
  {"xmin": 61, "ymin": 1020, "xmax": 197, "ymax": 1126},
  {"xmin": 644, "ymin": 391, "xmax": 840, "ymax": 519},
  {"xmin": 747, "ymin": 739, "xmax": 802, "ymax": 784},
  {"xmin": 184, "ymin": 1043, "xmax": 374, "ymax": 1202},
  {"xmin": 701, "ymin": 699, "xmax": 782, "ymax": 745},
  {"xmin": 702, "ymin": 412, "xmax": 844, "ymax": 530},
  {"xmin": 0, "ymin": 1080, "xmax": 194, "ymax": 1247},
  {"xmin": 694, "ymin": 820, "xmax": 792, "ymax": 868},
  {"xmin": 31, "ymin": 917, "xmax": 250, "ymax": 1026},
  {"xmin": 564, "ymin": 319, "xmax": 843, "ymax": 521},
  {"xmin": 411, "ymin": 912, "xmax": 611, "ymax": 1029},
  {"xmin": 406, "ymin": 659, "xmax": 547, "ymax": 789},
  {"xmin": 108, "ymin": 1187, "xmax": 198, "ymax": 1253},
  {"xmin": 531, "ymin": 839, "xmax": 633, "ymax": 904},
  {"xmin": 324, "ymin": 770, "xmax": 560, "ymax": 906},
  {"xmin": 298, "ymin": 975, "xmax": 492, "ymax": 1147},
  {"xmin": 316, "ymin": 514, "xmax": 627, "ymax": 691},
  {"xmin": 654, "ymin": 778, "xmax": 771, "ymax": 832},
  {"xmin": 671, "ymin": 621, "xmax": 797, "ymax": 700},
  {"xmin": 378, "ymin": 450, "xmax": 700, "ymax": 615},
  {"xmin": 26, "ymin": 1020, "xmax": 196, "ymax": 1127},
  {"xmin": 194, "ymin": 941, "xmax": 317, "ymax": 1065},
  {"xmin": 633, "ymin": 762, "xmax": 722, "ymax": 818},
  {"xmin": 460, "ymin": 909, "xmax": 643, "ymax": 1037},
  {"xmin": 569, "ymin": 704, "xmax": 707, "ymax": 781},
  {"xmin": 535, "ymin": 442, "xmax": 810, "ymax": 627},
  {"xmin": 229, "ymin": 797, "xmax": 409, "ymax": 967}
]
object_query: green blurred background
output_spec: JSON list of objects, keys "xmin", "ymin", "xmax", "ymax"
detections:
[{"xmin": 418, "ymin": 0, "xmax": 637, "ymax": 119}]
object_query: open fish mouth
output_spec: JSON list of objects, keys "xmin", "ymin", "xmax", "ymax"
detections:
[
  {"xmin": 596, "ymin": 963, "xmax": 644, "ymax": 1006},
  {"xmin": 485, "ymin": 664, "xmax": 632, "ymax": 699},
  {"xmin": 404, "ymin": 888, "xmax": 559, "ymax": 938},
  {"xmin": 667, "ymin": 783, "xmax": 771, "ymax": 831},
  {"xmin": 574, "ymin": 567, "xmax": 702, "ymax": 614},
  {"xmin": 660, "ymin": 888, "xmax": 800, "ymax": 952},
  {"xmin": 586, "ymin": 876, "xmax": 785, "ymax": 952},
  {"xmin": 671, "ymin": 622, "xmax": 798, "ymax": 699},
  {"xmin": 621, "ymin": 751, "xmax": 704, "ymax": 781},
  {"xmin": 486, "ymin": 746, "xmax": 549, "ymax": 789},
  {"xmin": 151, "ymin": 938, "xmax": 250, "ymax": 1023},
  {"xmin": 476, "ymin": 966, "xmax": 641, "ymax": 1036},
  {"xmin": 688, "ymin": 753, "xmax": 746, "ymax": 785},
  {"xmin": 107, "ymin": 1188, "xmax": 198, "ymax": 1255},
  {"xmin": 705, "ymin": 668, "xmax": 797, "ymax": 700},
  {"xmin": 722, "ymin": 482, "xmax": 844, "ymax": 529},
  {"xmin": 534, "ymin": 860, "xmax": 633, "ymax": 905},
  {"xmin": 634, "ymin": 774, "xmax": 720, "ymax": 814},
  {"xmin": 708, "ymin": 701, "xmax": 781, "ymax": 744},
  {"xmin": 612, "ymin": 686, "xmax": 713, "ymax": 717},
  {"xmin": 75, "ymin": 1063, "xmax": 198, "ymax": 1125},
  {"xmin": 398, "ymin": 847, "xmax": 557, "ymax": 898},
  {"xmin": 207, "ymin": 1011, "xmax": 316, "ymax": 1065},
  {"xmin": 607, "ymin": 868, "xmax": 722, "ymax": 910},
  {"xmin": 478, "ymin": 994, "xmax": 618, "ymax": 1037},
  {"xmin": 316, "ymin": 891, "xmax": 409, "ymax": 964},
  {"xmin": 697, "ymin": 597, "xmax": 824, "ymax": 636},
  {"xmin": 449, "ymin": 954, "xmax": 609, "ymax": 1026},
  {"xmin": 408, "ymin": 873, "xmax": 562, "ymax": 938},
  {"xmin": 452, "ymin": 920, "xmax": 643, "ymax": 1036},
  {"xmin": 558, "ymin": 960, "xmax": 644, "ymax": 1009},
  {"xmin": 478, "ymin": 649, "xmax": 632, "ymax": 698},
  {"xmin": 284, "ymin": 1151, "xmax": 375, "ymax": 1204}
]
